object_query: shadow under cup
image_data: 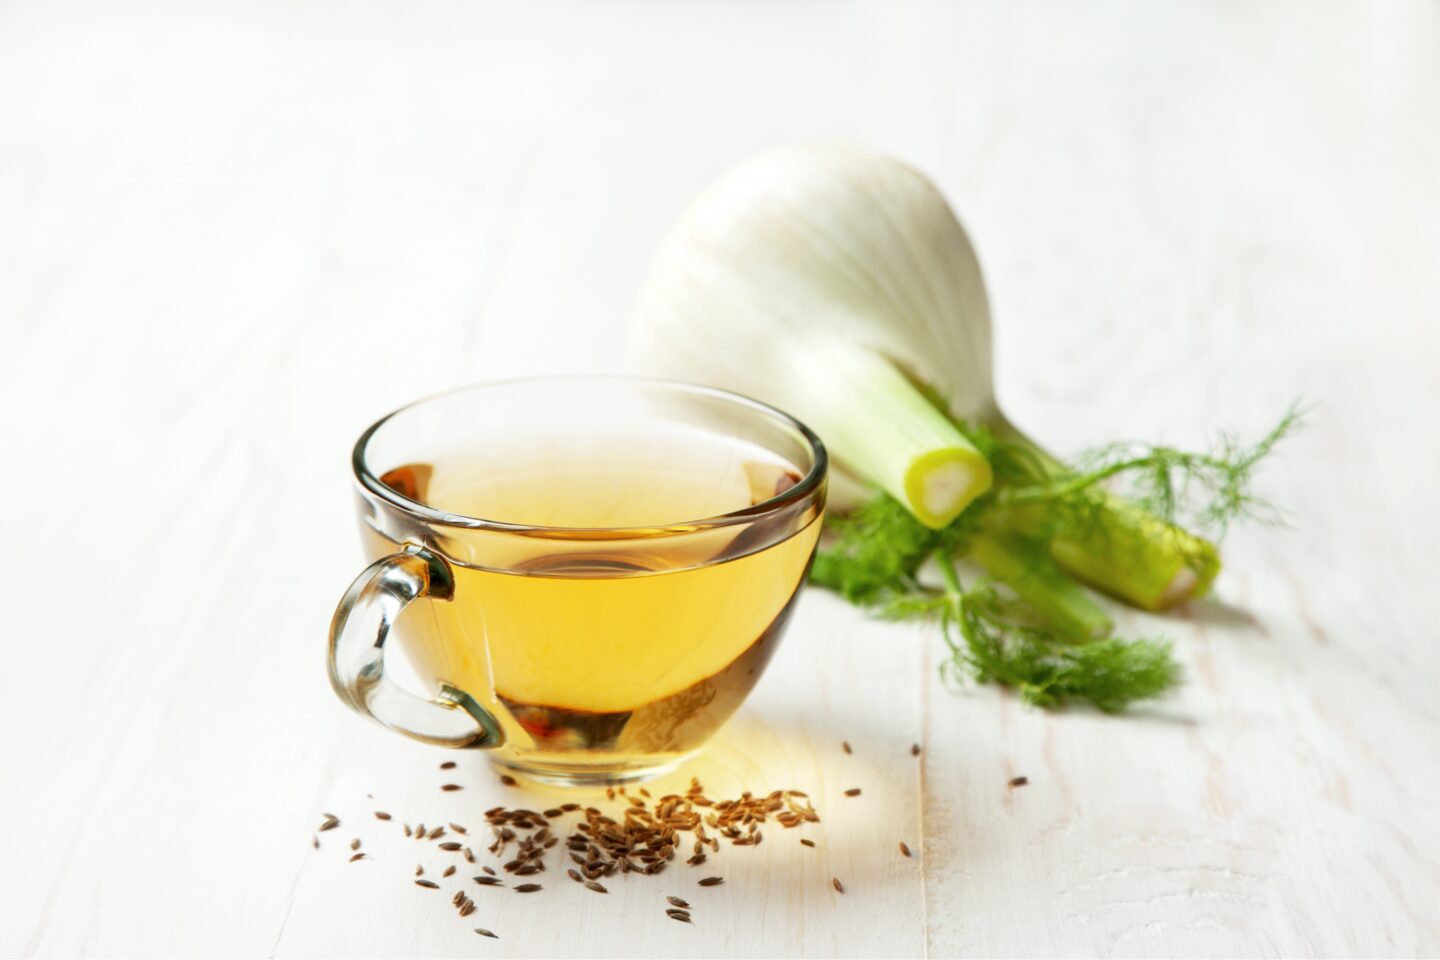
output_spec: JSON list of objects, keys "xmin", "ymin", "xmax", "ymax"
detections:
[{"xmin": 329, "ymin": 377, "xmax": 828, "ymax": 787}]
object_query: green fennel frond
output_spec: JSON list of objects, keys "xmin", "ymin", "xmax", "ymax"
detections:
[
  {"xmin": 812, "ymin": 491, "xmax": 1184, "ymax": 711},
  {"xmin": 934, "ymin": 556, "xmax": 1180, "ymax": 713},
  {"xmin": 813, "ymin": 520, "xmax": 1182, "ymax": 712},
  {"xmin": 1000, "ymin": 402, "xmax": 1307, "ymax": 540},
  {"xmin": 809, "ymin": 491, "xmax": 981, "ymax": 605}
]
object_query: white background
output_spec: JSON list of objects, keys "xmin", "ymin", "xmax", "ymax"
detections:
[{"xmin": 2, "ymin": 1, "xmax": 1437, "ymax": 956}]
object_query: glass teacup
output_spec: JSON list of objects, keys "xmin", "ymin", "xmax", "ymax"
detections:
[{"xmin": 327, "ymin": 377, "xmax": 827, "ymax": 786}]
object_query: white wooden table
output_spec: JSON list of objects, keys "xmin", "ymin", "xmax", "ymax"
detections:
[{"xmin": 3, "ymin": 1, "xmax": 1437, "ymax": 955}]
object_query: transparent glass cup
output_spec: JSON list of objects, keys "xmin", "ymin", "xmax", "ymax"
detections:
[{"xmin": 327, "ymin": 377, "xmax": 827, "ymax": 786}]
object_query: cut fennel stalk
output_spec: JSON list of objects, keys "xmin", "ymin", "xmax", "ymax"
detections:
[{"xmin": 791, "ymin": 341, "xmax": 992, "ymax": 529}]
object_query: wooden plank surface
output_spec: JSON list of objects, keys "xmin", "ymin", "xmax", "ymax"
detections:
[{"xmin": 1, "ymin": 1, "xmax": 1437, "ymax": 956}]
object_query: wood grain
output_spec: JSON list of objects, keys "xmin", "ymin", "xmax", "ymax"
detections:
[{"xmin": 1, "ymin": 0, "xmax": 1436, "ymax": 956}]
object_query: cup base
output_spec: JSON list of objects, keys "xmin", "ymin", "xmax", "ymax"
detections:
[{"xmin": 491, "ymin": 751, "xmax": 698, "ymax": 788}]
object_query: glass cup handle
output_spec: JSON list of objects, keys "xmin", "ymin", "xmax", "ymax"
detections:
[{"xmin": 327, "ymin": 544, "xmax": 504, "ymax": 749}]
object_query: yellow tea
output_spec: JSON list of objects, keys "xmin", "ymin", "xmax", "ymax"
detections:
[{"xmin": 364, "ymin": 429, "xmax": 820, "ymax": 782}]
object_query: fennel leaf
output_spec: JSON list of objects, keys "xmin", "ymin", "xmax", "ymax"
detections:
[
  {"xmin": 811, "ymin": 493, "xmax": 1180, "ymax": 712},
  {"xmin": 997, "ymin": 401, "xmax": 1308, "ymax": 540},
  {"xmin": 935, "ymin": 554, "xmax": 1179, "ymax": 713},
  {"xmin": 809, "ymin": 494, "xmax": 979, "ymax": 605}
]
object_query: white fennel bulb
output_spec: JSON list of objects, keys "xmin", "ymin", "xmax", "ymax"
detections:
[{"xmin": 632, "ymin": 145, "xmax": 995, "ymax": 528}]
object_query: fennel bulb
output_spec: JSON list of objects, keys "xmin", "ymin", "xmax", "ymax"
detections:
[{"xmin": 632, "ymin": 145, "xmax": 994, "ymax": 529}]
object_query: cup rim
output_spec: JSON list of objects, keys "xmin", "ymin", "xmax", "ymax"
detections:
[{"xmin": 352, "ymin": 375, "xmax": 828, "ymax": 540}]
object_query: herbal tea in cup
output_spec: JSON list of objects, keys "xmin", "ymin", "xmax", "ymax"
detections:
[{"xmin": 328, "ymin": 378, "xmax": 826, "ymax": 786}]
